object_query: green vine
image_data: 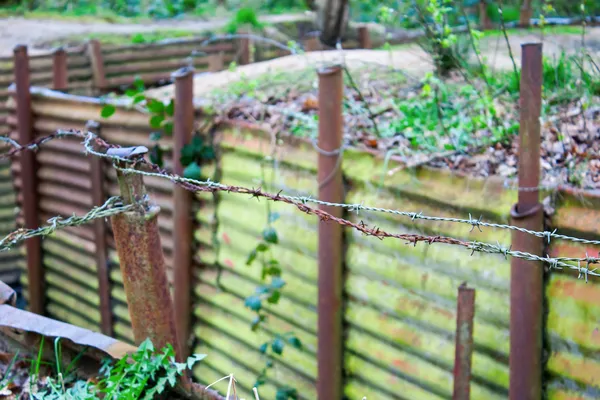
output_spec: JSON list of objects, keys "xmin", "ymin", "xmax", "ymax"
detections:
[{"xmin": 99, "ymin": 76, "xmax": 215, "ymax": 176}]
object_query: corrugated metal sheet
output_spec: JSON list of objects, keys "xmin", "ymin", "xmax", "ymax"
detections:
[
  {"xmin": 546, "ymin": 191, "xmax": 600, "ymax": 399},
  {"xmin": 9, "ymin": 87, "xmax": 600, "ymax": 399}
]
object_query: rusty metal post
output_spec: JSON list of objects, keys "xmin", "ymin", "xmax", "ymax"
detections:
[
  {"xmin": 109, "ymin": 147, "xmax": 181, "ymax": 357},
  {"xmin": 509, "ymin": 42, "xmax": 544, "ymax": 400},
  {"xmin": 519, "ymin": 0, "xmax": 532, "ymax": 28},
  {"xmin": 87, "ymin": 120, "xmax": 113, "ymax": 336},
  {"xmin": 357, "ymin": 26, "xmax": 371, "ymax": 49},
  {"xmin": 172, "ymin": 67, "xmax": 195, "ymax": 358},
  {"xmin": 88, "ymin": 39, "xmax": 107, "ymax": 93},
  {"xmin": 208, "ymin": 53, "xmax": 224, "ymax": 72},
  {"xmin": 52, "ymin": 47, "xmax": 68, "ymax": 91},
  {"xmin": 317, "ymin": 65, "xmax": 344, "ymax": 400},
  {"xmin": 479, "ymin": 0, "xmax": 493, "ymax": 30},
  {"xmin": 14, "ymin": 45, "xmax": 44, "ymax": 315},
  {"xmin": 238, "ymin": 32, "xmax": 251, "ymax": 65},
  {"xmin": 304, "ymin": 36, "xmax": 320, "ymax": 52},
  {"xmin": 453, "ymin": 283, "xmax": 476, "ymax": 400}
]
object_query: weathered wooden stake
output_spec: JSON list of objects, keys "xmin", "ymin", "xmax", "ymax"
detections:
[{"xmin": 88, "ymin": 39, "xmax": 107, "ymax": 93}]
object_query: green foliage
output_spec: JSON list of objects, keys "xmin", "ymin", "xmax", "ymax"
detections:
[
  {"xmin": 27, "ymin": 339, "xmax": 206, "ymax": 399},
  {"xmin": 224, "ymin": 7, "xmax": 263, "ymax": 34},
  {"xmin": 98, "ymin": 76, "xmax": 215, "ymax": 170}
]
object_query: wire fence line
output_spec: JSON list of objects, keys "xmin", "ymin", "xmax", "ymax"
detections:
[
  {"xmin": 2, "ymin": 130, "xmax": 600, "ymax": 280},
  {"xmin": 0, "ymin": 196, "xmax": 133, "ymax": 252}
]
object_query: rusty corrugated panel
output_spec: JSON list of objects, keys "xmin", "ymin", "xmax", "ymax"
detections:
[{"xmin": 547, "ymin": 188, "xmax": 600, "ymax": 399}]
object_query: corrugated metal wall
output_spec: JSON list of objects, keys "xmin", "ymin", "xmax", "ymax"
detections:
[
  {"xmin": 8, "ymin": 87, "xmax": 600, "ymax": 400},
  {"xmin": 545, "ymin": 191, "xmax": 600, "ymax": 400}
]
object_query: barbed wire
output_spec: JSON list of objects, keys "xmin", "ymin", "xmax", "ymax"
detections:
[
  {"xmin": 0, "ymin": 196, "xmax": 133, "ymax": 252},
  {"xmin": 3, "ymin": 131, "xmax": 600, "ymax": 280}
]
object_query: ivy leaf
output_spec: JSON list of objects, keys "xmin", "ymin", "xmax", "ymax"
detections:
[
  {"xmin": 150, "ymin": 115, "xmax": 165, "ymax": 129},
  {"xmin": 187, "ymin": 354, "xmax": 207, "ymax": 369},
  {"xmin": 251, "ymin": 315, "xmax": 265, "ymax": 331},
  {"xmin": 262, "ymin": 227, "xmax": 278, "ymax": 244},
  {"xmin": 259, "ymin": 342, "xmax": 268, "ymax": 354},
  {"xmin": 276, "ymin": 386, "xmax": 298, "ymax": 400},
  {"xmin": 244, "ymin": 295, "xmax": 262, "ymax": 312},
  {"xmin": 201, "ymin": 146, "xmax": 215, "ymax": 160},
  {"xmin": 125, "ymin": 88, "xmax": 138, "ymax": 97},
  {"xmin": 256, "ymin": 243, "xmax": 269, "ymax": 252},
  {"xmin": 271, "ymin": 337, "xmax": 285, "ymax": 355},
  {"xmin": 183, "ymin": 162, "xmax": 202, "ymax": 180},
  {"xmin": 267, "ymin": 290, "xmax": 280, "ymax": 304},
  {"xmin": 133, "ymin": 93, "xmax": 146, "ymax": 104},
  {"xmin": 287, "ymin": 336, "xmax": 302, "ymax": 350},
  {"xmin": 148, "ymin": 99, "xmax": 165, "ymax": 114},
  {"xmin": 149, "ymin": 132, "xmax": 162, "ymax": 142},
  {"xmin": 101, "ymin": 104, "xmax": 116, "ymax": 118},
  {"xmin": 268, "ymin": 212, "xmax": 280, "ymax": 223},
  {"xmin": 255, "ymin": 286, "xmax": 270, "ymax": 295},
  {"xmin": 191, "ymin": 135, "xmax": 204, "ymax": 151},
  {"xmin": 266, "ymin": 261, "xmax": 281, "ymax": 277},
  {"xmin": 246, "ymin": 249, "xmax": 257, "ymax": 266},
  {"xmin": 133, "ymin": 77, "xmax": 145, "ymax": 92},
  {"xmin": 165, "ymin": 99, "xmax": 175, "ymax": 116},
  {"xmin": 270, "ymin": 277, "xmax": 286, "ymax": 290},
  {"xmin": 162, "ymin": 121, "xmax": 173, "ymax": 135},
  {"xmin": 150, "ymin": 145, "xmax": 163, "ymax": 167},
  {"xmin": 180, "ymin": 144, "xmax": 195, "ymax": 166}
]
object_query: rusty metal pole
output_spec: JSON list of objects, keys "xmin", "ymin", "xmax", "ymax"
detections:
[
  {"xmin": 509, "ymin": 42, "xmax": 544, "ymax": 400},
  {"xmin": 208, "ymin": 53, "xmax": 224, "ymax": 72},
  {"xmin": 305, "ymin": 36, "xmax": 320, "ymax": 52},
  {"xmin": 357, "ymin": 26, "xmax": 371, "ymax": 49},
  {"xmin": 519, "ymin": 0, "xmax": 532, "ymax": 28},
  {"xmin": 479, "ymin": 0, "xmax": 492, "ymax": 30},
  {"xmin": 88, "ymin": 39, "xmax": 107, "ymax": 94},
  {"xmin": 238, "ymin": 32, "xmax": 251, "ymax": 65},
  {"xmin": 14, "ymin": 45, "xmax": 44, "ymax": 315},
  {"xmin": 108, "ymin": 147, "xmax": 181, "ymax": 357},
  {"xmin": 87, "ymin": 120, "xmax": 113, "ymax": 336},
  {"xmin": 453, "ymin": 283, "xmax": 476, "ymax": 400},
  {"xmin": 52, "ymin": 47, "xmax": 68, "ymax": 91},
  {"xmin": 317, "ymin": 65, "xmax": 344, "ymax": 400},
  {"xmin": 172, "ymin": 67, "xmax": 194, "ymax": 358}
]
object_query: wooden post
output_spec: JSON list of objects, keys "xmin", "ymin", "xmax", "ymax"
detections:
[
  {"xmin": 509, "ymin": 43, "xmax": 544, "ymax": 400},
  {"xmin": 87, "ymin": 120, "xmax": 113, "ymax": 337},
  {"xmin": 358, "ymin": 26, "xmax": 371, "ymax": 49},
  {"xmin": 316, "ymin": 65, "xmax": 344, "ymax": 400},
  {"xmin": 13, "ymin": 45, "xmax": 43, "ymax": 314},
  {"xmin": 52, "ymin": 47, "xmax": 68, "ymax": 91},
  {"xmin": 172, "ymin": 67, "xmax": 195, "ymax": 358},
  {"xmin": 88, "ymin": 40, "xmax": 107, "ymax": 93}
]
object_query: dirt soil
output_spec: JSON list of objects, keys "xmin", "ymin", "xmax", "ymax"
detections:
[
  {"xmin": 146, "ymin": 28, "xmax": 600, "ymax": 100},
  {"xmin": 0, "ymin": 13, "xmax": 304, "ymax": 56}
]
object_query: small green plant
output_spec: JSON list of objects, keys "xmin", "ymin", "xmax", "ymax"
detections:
[
  {"xmin": 26, "ymin": 338, "xmax": 206, "ymax": 399},
  {"xmin": 224, "ymin": 7, "xmax": 264, "ymax": 34}
]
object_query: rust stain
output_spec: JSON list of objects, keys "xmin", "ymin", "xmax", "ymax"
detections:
[
  {"xmin": 222, "ymin": 232, "xmax": 231, "ymax": 245},
  {"xmin": 392, "ymin": 358, "xmax": 418, "ymax": 375},
  {"xmin": 549, "ymin": 279, "xmax": 600, "ymax": 304},
  {"xmin": 224, "ymin": 259, "xmax": 235, "ymax": 268},
  {"xmin": 393, "ymin": 328, "xmax": 422, "ymax": 347},
  {"xmin": 421, "ymin": 273, "xmax": 429, "ymax": 289}
]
